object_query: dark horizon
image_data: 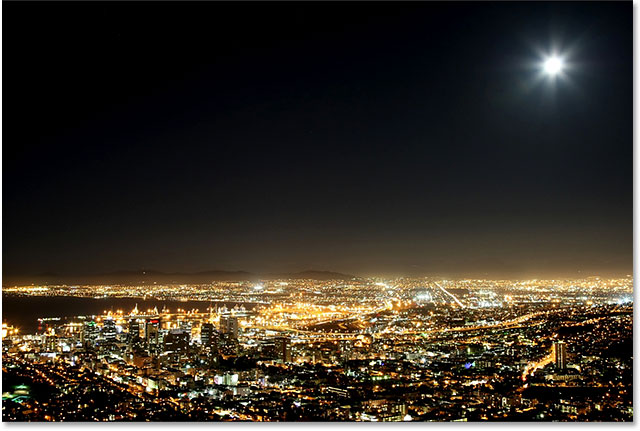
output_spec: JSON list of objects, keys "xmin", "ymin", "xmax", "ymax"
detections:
[{"xmin": 3, "ymin": 2, "xmax": 632, "ymax": 280}]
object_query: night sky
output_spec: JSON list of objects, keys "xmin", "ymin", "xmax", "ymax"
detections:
[{"xmin": 3, "ymin": 2, "xmax": 632, "ymax": 279}]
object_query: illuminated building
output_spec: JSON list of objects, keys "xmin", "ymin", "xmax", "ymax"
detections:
[
  {"xmin": 83, "ymin": 320, "xmax": 99, "ymax": 346},
  {"xmin": 214, "ymin": 373, "xmax": 239, "ymax": 386},
  {"xmin": 274, "ymin": 336, "xmax": 291, "ymax": 363},
  {"xmin": 554, "ymin": 341, "xmax": 567, "ymax": 370},
  {"xmin": 145, "ymin": 318, "xmax": 161, "ymax": 352},
  {"xmin": 129, "ymin": 319, "xmax": 141, "ymax": 340},
  {"xmin": 220, "ymin": 315, "xmax": 239, "ymax": 338},
  {"xmin": 163, "ymin": 329, "xmax": 190, "ymax": 354},
  {"xmin": 102, "ymin": 318, "xmax": 118, "ymax": 343},
  {"xmin": 200, "ymin": 323, "xmax": 217, "ymax": 349}
]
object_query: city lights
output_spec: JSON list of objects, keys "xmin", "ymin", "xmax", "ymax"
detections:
[{"xmin": 2, "ymin": 276, "xmax": 633, "ymax": 421}]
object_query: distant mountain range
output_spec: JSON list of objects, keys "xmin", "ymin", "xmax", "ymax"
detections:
[{"xmin": 3, "ymin": 269, "xmax": 359, "ymax": 286}]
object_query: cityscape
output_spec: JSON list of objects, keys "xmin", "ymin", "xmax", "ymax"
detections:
[
  {"xmin": 2, "ymin": 276, "xmax": 633, "ymax": 421},
  {"xmin": 3, "ymin": 0, "xmax": 632, "ymax": 424}
]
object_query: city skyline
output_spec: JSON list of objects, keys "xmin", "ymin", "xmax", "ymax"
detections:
[{"xmin": 2, "ymin": 275, "xmax": 633, "ymax": 421}]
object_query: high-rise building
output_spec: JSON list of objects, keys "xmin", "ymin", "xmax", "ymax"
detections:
[
  {"xmin": 163, "ymin": 329, "xmax": 190, "ymax": 354},
  {"xmin": 145, "ymin": 318, "xmax": 161, "ymax": 352},
  {"xmin": 129, "ymin": 319, "xmax": 141, "ymax": 339},
  {"xmin": 220, "ymin": 315, "xmax": 239, "ymax": 339},
  {"xmin": 102, "ymin": 318, "xmax": 117, "ymax": 342},
  {"xmin": 275, "ymin": 336, "xmax": 291, "ymax": 363},
  {"xmin": 554, "ymin": 341, "xmax": 567, "ymax": 370},
  {"xmin": 83, "ymin": 320, "xmax": 100, "ymax": 346},
  {"xmin": 128, "ymin": 319, "xmax": 142, "ymax": 349},
  {"xmin": 201, "ymin": 323, "xmax": 218, "ymax": 348},
  {"xmin": 339, "ymin": 340, "xmax": 353, "ymax": 364}
]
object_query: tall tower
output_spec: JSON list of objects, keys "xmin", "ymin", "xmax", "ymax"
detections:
[{"xmin": 554, "ymin": 341, "xmax": 567, "ymax": 370}]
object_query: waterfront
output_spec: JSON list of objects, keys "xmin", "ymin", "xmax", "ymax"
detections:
[{"xmin": 2, "ymin": 296, "xmax": 259, "ymax": 334}]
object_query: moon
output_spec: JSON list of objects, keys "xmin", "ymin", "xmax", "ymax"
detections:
[{"xmin": 542, "ymin": 56, "xmax": 564, "ymax": 76}]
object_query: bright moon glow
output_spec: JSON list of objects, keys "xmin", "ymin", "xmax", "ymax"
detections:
[{"xmin": 543, "ymin": 56, "xmax": 564, "ymax": 76}]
